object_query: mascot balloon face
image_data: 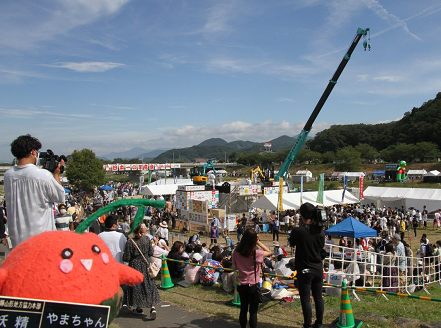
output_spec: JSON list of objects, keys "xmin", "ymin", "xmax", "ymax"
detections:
[
  {"xmin": 397, "ymin": 160, "xmax": 407, "ymax": 182},
  {"xmin": 0, "ymin": 231, "xmax": 143, "ymax": 322}
]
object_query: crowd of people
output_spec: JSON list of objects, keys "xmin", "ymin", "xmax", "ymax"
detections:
[{"xmin": 2, "ymin": 134, "xmax": 441, "ymax": 328}]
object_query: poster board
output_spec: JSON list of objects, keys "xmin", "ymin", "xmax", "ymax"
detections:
[
  {"xmin": 263, "ymin": 186, "xmax": 289, "ymax": 195},
  {"xmin": 0, "ymin": 296, "xmax": 109, "ymax": 328},
  {"xmin": 176, "ymin": 189, "xmax": 219, "ymax": 210}
]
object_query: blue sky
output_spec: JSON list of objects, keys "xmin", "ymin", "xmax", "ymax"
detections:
[{"xmin": 1, "ymin": 0, "xmax": 441, "ymax": 162}]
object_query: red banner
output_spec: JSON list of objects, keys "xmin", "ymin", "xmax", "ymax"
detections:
[{"xmin": 359, "ymin": 175, "xmax": 364, "ymax": 200}]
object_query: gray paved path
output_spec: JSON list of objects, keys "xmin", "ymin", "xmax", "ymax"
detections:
[{"xmin": 113, "ymin": 302, "xmax": 239, "ymax": 328}]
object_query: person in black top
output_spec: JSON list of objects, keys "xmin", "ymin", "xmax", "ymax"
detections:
[{"xmin": 289, "ymin": 202, "xmax": 325, "ymax": 328}]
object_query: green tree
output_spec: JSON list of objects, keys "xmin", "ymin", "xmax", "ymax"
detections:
[
  {"xmin": 296, "ymin": 149, "xmax": 322, "ymax": 164},
  {"xmin": 321, "ymin": 151, "xmax": 335, "ymax": 164},
  {"xmin": 65, "ymin": 149, "xmax": 106, "ymax": 192},
  {"xmin": 334, "ymin": 146, "xmax": 362, "ymax": 171},
  {"xmin": 355, "ymin": 143, "xmax": 378, "ymax": 163},
  {"xmin": 229, "ymin": 152, "xmax": 237, "ymax": 163},
  {"xmin": 412, "ymin": 142, "xmax": 440, "ymax": 162}
]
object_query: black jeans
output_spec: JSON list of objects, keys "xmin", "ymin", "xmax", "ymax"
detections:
[
  {"xmin": 297, "ymin": 268, "xmax": 324, "ymax": 328},
  {"xmin": 237, "ymin": 284, "xmax": 259, "ymax": 328},
  {"xmin": 272, "ymin": 229, "xmax": 279, "ymax": 241}
]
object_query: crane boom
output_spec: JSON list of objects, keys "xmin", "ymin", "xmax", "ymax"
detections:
[{"xmin": 275, "ymin": 27, "xmax": 370, "ymax": 181}]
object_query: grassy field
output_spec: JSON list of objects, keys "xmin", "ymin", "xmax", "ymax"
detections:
[{"xmin": 156, "ymin": 279, "xmax": 441, "ymax": 328}]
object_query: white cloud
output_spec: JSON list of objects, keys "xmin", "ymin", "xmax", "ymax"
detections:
[
  {"xmin": 43, "ymin": 62, "xmax": 125, "ymax": 73},
  {"xmin": 363, "ymin": 0, "xmax": 422, "ymax": 41},
  {"xmin": 373, "ymin": 76, "xmax": 404, "ymax": 82},
  {"xmin": 0, "ymin": 0, "xmax": 131, "ymax": 51}
]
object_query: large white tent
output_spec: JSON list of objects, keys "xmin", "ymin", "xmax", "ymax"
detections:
[
  {"xmin": 140, "ymin": 179, "xmax": 194, "ymax": 196},
  {"xmin": 362, "ymin": 187, "xmax": 441, "ymax": 212},
  {"xmin": 251, "ymin": 190, "xmax": 359, "ymax": 211}
]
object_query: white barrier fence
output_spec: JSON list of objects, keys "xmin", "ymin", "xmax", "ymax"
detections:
[
  {"xmin": 169, "ymin": 232, "xmax": 441, "ymax": 297},
  {"xmin": 323, "ymin": 244, "xmax": 441, "ymax": 296}
]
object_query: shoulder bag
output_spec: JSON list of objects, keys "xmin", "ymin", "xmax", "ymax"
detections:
[
  {"xmin": 253, "ymin": 252, "xmax": 272, "ymax": 303},
  {"xmin": 130, "ymin": 239, "xmax": 160, "ymax": 278}
]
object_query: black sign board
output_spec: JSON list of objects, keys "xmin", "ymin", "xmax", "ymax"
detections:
[{"xmin": 0, "ymin": 296, "xmax": 109, "ymax": 328}]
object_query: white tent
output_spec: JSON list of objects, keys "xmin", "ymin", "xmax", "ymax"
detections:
[
  {"xmin": 251, "ymin": 190, "xmax": 359, "ymax": 211},
  {"xmin": 296, "ymin": 170, "xmax": 313, "ymax": 178},
  {"xmin": 141, "ymin": 184, "xmax": 181, "ymax": 196},
  {"xmin": 407, "ymin": 169, "xmax": 427, "ymax": 179},
  {"xmin": 362, "ymin": 187, "xmax": 441, "ymax": 213},
  {"xmin": 426, "ymin": 170, "xmax": 440, "ymax": 176},
  {"xmin": 140, "ymin": 179, "xmax": 194, "ymax": 196}
]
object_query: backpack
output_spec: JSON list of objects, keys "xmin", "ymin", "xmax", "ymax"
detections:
[
  {"xmin": 230, "ymin": 239, "xmax": 235, "ymax": 249},
  {"xmin": 405, "ymin": 245, "xmax": 412, "ymax": 257},
  {"xmin": 426, "ymin": 243, "xmax": 435, "ymax": 257}
]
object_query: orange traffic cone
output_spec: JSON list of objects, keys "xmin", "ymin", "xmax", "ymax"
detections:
[
  {"xmin": 332, "ymin": 281, "xmax": 363, "ymax": 328},
  {"xmin": 160, "ymin": 254, "xmax": 174, "ymax": 290}
]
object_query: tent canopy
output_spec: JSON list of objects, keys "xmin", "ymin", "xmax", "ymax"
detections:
[
  {"xmin": 371, "ymin": 170, "xmax": 385, "ymax": 175},
  {"xmin": 325, "ymin": 216, "xmax": 377, "ymax": 238},
  {"xmin": 362, "ymin": 186, "xmax": 441, "ymax": 213},
  {"xmin": 141, "ymin": 184, "xmax": 181, "ymax": 196},
  {"xmin": 407, "ymin": 169, "xmax": 427, "ymax": 175},
  {"xmin": 99, "ymin": 185, "xmax": 114, "ymax": 191},
  {"xmin": 251, "ymin": 190, "xmax": 359, "ymax": 211},
  {"xmin": 426, "ymin": 170, "xmax": 440, "ymax": 176}
]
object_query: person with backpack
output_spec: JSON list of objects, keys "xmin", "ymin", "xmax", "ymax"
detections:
[{"xmin": 236, "ymin": 222, "xmax": 244, "ymax": 242}]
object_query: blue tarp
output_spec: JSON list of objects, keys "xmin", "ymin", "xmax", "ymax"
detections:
[
  {"xmin": 325, "ymin": 216, "xmax": 377, "ymax": 238},
  {"xmin": 371, "ymin": 170, "xmax": 385, "ymax": 175},
  {"xmin": 99, "ymin": 185, "xmax": 114, "ymax": 191},
  {"xmin": 64, "ymin": 188, "xmax": 71, "ymax": 193}
]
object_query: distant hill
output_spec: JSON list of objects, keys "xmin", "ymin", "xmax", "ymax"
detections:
[
  {"xmin": 100, "ymin": 147, "xmax": 168, "ymax": 161},
  {"xmin": 153, "ymin": 135, "xmax": 308, "ymax": 162},
  {"xmin": 198, "ymin": 138, "xmax": 228, "ymax": 147},
  {"xmin": 308, "ymin": 92, "xmax": 441, "ymax": 153}
]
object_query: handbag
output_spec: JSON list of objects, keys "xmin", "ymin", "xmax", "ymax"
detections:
[
  {"xmin": 253, "ymin": 253, "xmax": 272, "ymax": 303},
  {"xmin": 130, "ymin": 239, "xmax": 160, "ymax": 278}
]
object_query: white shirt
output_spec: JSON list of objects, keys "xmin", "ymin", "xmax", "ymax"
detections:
[
  {"xmin": 98, "ymin": 230, "xmax": 127, "ymax": 264},
  {"xmin": 55, "ymin": 215, "xmax": 73, "ymax": 231},
  {"xmin": 157, "ymin": 227, "xmax": 169, "ymax": 240},
  {"xmin": 4, "ymin": 164, "xmax": 65, "ymax": 251}
]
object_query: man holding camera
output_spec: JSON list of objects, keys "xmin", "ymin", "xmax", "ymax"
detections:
[
  {"xmin": 4, "ymin": 134, "xmax": 65, "ymax": 254},
  {"xmin": 289, "ymin": 202, "xmax": 325, "ymax": 328}
]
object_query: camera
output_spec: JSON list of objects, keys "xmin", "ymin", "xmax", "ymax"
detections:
[
  {"xmin": 312, "ymin": 205, "xmax": 327, "ymax": 227},
  {"xmin": 39, "ymin": 149, "xmax": 68, "ymax": 174}
]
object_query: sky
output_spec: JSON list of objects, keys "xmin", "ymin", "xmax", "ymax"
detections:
[{"xmin": 1, "ymin": 0, "xmax": 441, "ymax": 162}]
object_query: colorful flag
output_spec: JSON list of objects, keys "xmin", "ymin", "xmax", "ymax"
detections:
[
  {"xmin": 342, "ymin": 175, "xmax": 348, "ymax": 202},
  {"xmin": 360, "ymin": 175, "xmax": 364, "ymax": 200},
  {"xmin": 317, "ymin": 173, "xmax": 324, "ymax": 204}
]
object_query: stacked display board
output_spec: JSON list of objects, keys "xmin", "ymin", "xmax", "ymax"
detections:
[{"xmin": 176, "ymin": 185, "xmax": 219, "ymax": 228}]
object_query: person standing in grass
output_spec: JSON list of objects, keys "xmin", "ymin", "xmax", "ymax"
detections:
[{"xmin": 232, "ymin": 228, "xmax": 271, "ymax": 328}]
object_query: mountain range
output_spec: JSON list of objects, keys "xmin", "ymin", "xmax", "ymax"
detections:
[
  {"xmin": 98, "ymin": 135, "xmax": 302, "ymax": 162},
  {"xmin": 98, "ymin": 147, "xmax": 168, "ymax": 161}
]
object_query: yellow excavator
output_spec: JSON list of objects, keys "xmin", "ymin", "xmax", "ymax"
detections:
[
  {"xmin": 190, "ymin": 160, "xmax": 216, "ymax": 185},
  {"xmin": 250, "ymin": 166, "xmax": 273, "ymax": 183}
]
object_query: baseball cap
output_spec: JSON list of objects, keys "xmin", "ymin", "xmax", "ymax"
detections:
[
  {"xmin": 192, "ymin": 253, "xmax": 203, "ymax": 262},
  {"xmin": 392, "ymin": 233, "xmax": 401, "ymax": 241}
]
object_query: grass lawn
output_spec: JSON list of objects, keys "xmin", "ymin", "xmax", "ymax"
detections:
[{"xmin": 157, "ymin": 280, "xmax": 441, "ymax": 328}]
